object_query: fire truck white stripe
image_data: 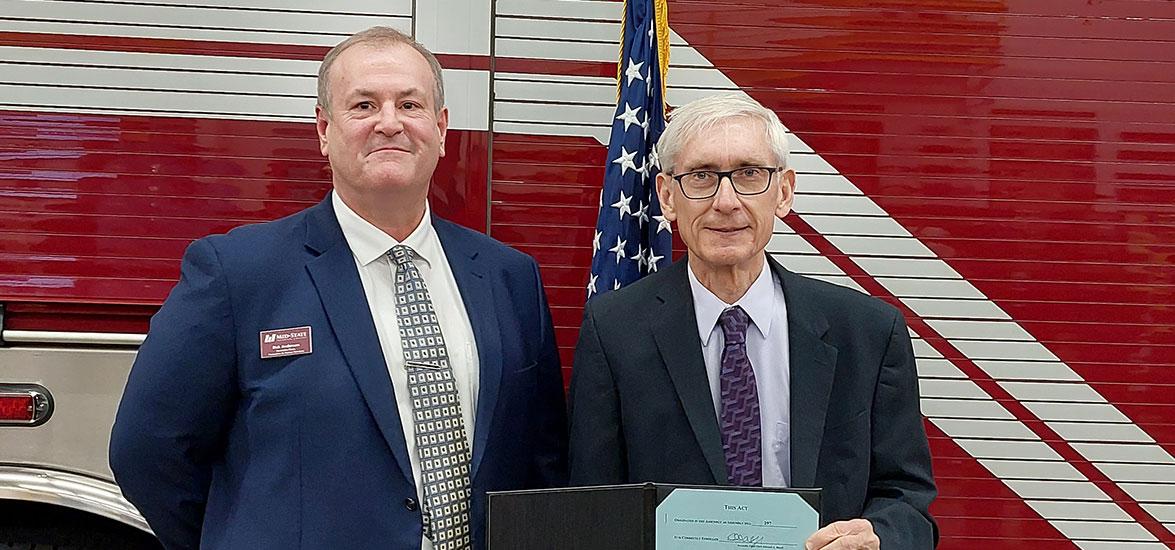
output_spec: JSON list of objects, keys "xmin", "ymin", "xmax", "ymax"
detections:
[
  {"xmin": 497, "ymin": 0, "xmax": 620, "ymax": 20},
  {"xmin": 0, "ymin": 46, "xmax": 491, "ymax": 130},
  {"xmin": 1120, "ymin": 484, "xmax": 1175, "ymax": 504},
  {"xmin": 1142, "ymin": 504, "xmax": 1175, "ymax": 522},
  {"xmin": 931, "ymin": 418, "xmax": 1040, "ymax": 440},
  {"xmin": 955, "ymin": 439, "xmax": 1063, "ymax": 461},
  {"xmin": 951, "ymin": 340, "xmax": 1063, "ymax": 361},
  {"xmin": 78, "ymin": 0, "xmax": 397, "ymax": 13},
  {"xmin": 494, "ymin": 101, "xmax": 613, "ymax": 127},
  {"xmin": 826, "ymin": 236, "xmax": 937, "ymax": 258},
  {"xmin": 1072, "ymin": 444, "xmax": 1175, "ymax": 464},
  {"xmin": 877, "ymin": 277, "xmax": 986, "ymax": 298},
  {"xmin": 1051, "ymin": 521, "xmax": 1157, "ymax": 542},
  {"xmin": 1, "ymin": 45, "xmax": 316, "ymax": 73},
  {"xmin": 1076, "ymin": 542, "xmax": 1170, "ymax": 550},
  {"xmin": 495, "ymin": 38, "xmax": 616, "ymax": 63},
  {"xmin": 1004, "ymin": 480, "xmax": 1112, "ymax": 501},
  {"xmin": 1001, "ymin": 382, "xmax": 1110, "ymax": 403},
  {"xmin": 805, "ymin": 216, "xmax": 915, "ymax": 238},
  {"xmin": 666, "ymin": 84, "xmax": 750, "ymax": 105},
  {"xmin": 1049, "ymin": 423, "xmax": 1155, "ymax": 444},
  {"xmin": 1, "ymin": 61, "xmax": 309, "ymax": 97},
  {"xmin": 491, "ymin": 122, "xmax": 607, "ymax": 141},
  {"xmin": 981, "ymin": 459, "xmax": 1085, "ymax": 481},
  {"xmin": 1024, "ymin": 402, "xmax": 1133, "ymax": 423},
  {"xmin": 794, "ymin": 195, "xmax": 888, "ymax": 216},
  {"xmin": 1095, "ymin": 464, "xmax": 1175, "ymax": 484},
  {"xmin": 497, "ymin": 73, "xmax": 611, "ymax": 85},
  {"xmin": 973, "ymin": 361, "xmax": 1083, "ymax": 381},
  {"xmin": 0, "ymin": 83, "xmax": 312, "ymax": 121},
  {"xmin": 791, "ymin": 175, "xmax": 862, "ymax": 195},
  {"xmin": 1028, "ymin": 500, "xmax": 1134, "ymax": 522},
  {"xmin": 920, "ymin": 398, "xmax": 1015, "ymax": 419},
  {"xmin": 496, "ymin": 16, "xmax": 619, "ymax": 43},
  {"xmin": 925, "ymin": 319, "xmax": 1036, "ymax": 341},
  {"xmin": 3, "ymin": 0, "xmax": 406, "ymax": 45},
  {"xmin": 495, "ymin": 79, "xmax": 613, "ymax": 105},
  {"xmin": 919, "ymin": 380, "xmax": 999, "ymax": 401},
  {"xmin": 902, "ymin": 298, "xmax": 1012, "ymax": 320},
  {"xmin": 784, "ymin": 154, "xmax": 839, "ymax": 174}
]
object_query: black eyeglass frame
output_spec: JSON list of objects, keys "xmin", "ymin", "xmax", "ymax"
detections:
[{"xmin": 669, "ymin": 166, "xmax": 786, "ymax": 200}]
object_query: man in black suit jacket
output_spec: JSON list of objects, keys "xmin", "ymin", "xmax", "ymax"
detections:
[{"xmin": 568, "ymin": 93, "xmax": 936, "ymax": 549}]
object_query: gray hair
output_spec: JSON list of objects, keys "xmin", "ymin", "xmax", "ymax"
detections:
[
  {"xmin": 317, "ymin": 26, "xmax": 446, "ymax": 115},
  {"xmin": 656, "ymin": 93, "xmax": 789, "ymax": 174}
]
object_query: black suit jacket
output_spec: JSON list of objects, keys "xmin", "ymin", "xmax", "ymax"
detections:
[{"xmin": 568, "ymin": 256, "xmax": 937, "ymax": 548}]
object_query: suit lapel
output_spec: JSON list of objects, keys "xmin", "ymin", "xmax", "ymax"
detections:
[
  {"xmin": 771, "ymin": 258, "xmax": 838, "ymax": 489},
  {"xmin": 651, "ymin": 260, "xmax": 727, "ymax": 484},
  {"xmin": 302, "ymin": 198, "xmax": 414, "ymax": 484},
  {"xmin": 433, "ymin": 219, "xmax": 502, "ymax": 481}
]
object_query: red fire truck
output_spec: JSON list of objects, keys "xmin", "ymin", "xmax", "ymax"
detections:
[{"xmin": 1, "ymin": 1, "xmax": 1171, "ymax": 548}]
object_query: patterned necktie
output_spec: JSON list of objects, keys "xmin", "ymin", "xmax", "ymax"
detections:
[
  {"xmin": 718, "ymin": 306, "xmax": 762, "ymax": 486},
  {"xmin": 388, "ymin": 244, "xmax": 472, "ymax": 550}
]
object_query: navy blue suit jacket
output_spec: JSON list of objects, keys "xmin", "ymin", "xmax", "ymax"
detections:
[
  {"xmin": 110, "ymin": 197, "xmax": 568, "ymax": 549},
  {"xmin": 568, "ymin": 257, "xmax": 936, "ymax": 548}
]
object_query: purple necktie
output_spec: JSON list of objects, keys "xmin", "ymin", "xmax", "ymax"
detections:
[{"xmin": 718, "ymin": 306, "xmax": 762, "ymax": 486}]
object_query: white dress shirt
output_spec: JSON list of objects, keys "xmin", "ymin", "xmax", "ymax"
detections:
[
  {"xmin": 333, "ymin": 192, "xmax": 479, "ymax": 549},
  {"xmin": 688, "ymin": 257, "xmax": 792, "ymax": 487}
]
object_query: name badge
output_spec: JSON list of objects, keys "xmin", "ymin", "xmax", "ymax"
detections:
[{"xmin": 259, "ymin": 326, "xmax": 313, "ymax": 359}]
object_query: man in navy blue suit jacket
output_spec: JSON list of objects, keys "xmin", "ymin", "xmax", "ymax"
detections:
[{"xmin": 110, "ymin": 27, "xmax": 567, "ymax": 550}]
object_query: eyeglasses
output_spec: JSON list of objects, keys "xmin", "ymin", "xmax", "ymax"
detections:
[{"xmin": 670, "ymin": 166, "xmax": 784, "ymax": 200}]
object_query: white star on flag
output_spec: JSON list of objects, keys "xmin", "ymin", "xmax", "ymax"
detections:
[
  {"xmin": 587, "ymin": 273, "xmax": 598, "ymax": 297},
  {"xmin": 592, "ymin": 230, "xmax": 602, "ymax": 254},
  {"xmin": 613, "ymin": 279, "xmax": 622, "ymax": 290},
  {"xmin": 610, "ymin": 236, "xmax": 627, "ymax": 264},
  {"xmin": 616, "ymin": 103, "xmax": 643, "ymax": 131},
  {"xmin": 612, "ymin": 147, "xmax": 638, "ymax": 175},
  {"xmin": 646, "ymin": 249, "xmax": 664, "ymax": 271},
  {"xmin": 625, "ymin": 59, "xmax": 646, "ymax": 86},
  {"xmin": 636, "ymin": 201, "xmax": 649, "ymax": 226},
  {"xmin": 653, "ymin": 214, "xmax": 672, "ymax": 234},
  {"xmin": 634, "ymin": 244, "xmax": 647, "ymax": 269},
  {"xmin": 611, "ymin": 190, "xmax": 633, "ymax": 220}
]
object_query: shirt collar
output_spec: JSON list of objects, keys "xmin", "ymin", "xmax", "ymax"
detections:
[
  {"xmin": 687, "ymin": 257, "xmax": 777, "ymax": 345},
  {"xmin": 331, "ymin": 190, "xmax": 439, "ymax": 269}
]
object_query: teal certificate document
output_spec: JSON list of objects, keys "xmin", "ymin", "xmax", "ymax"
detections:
[{"xmin": 655, "ymin": 488, "xmax": 819, "ymax": 549}]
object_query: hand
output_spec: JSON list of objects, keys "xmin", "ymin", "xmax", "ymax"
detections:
[{"xmin": 805, "ymin": 518, "xmax": 879, "ymax": 550}]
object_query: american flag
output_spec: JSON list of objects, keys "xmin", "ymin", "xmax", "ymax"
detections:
[{"xmin": 586, "ymin": 0, "xmax": 672, "ymax": 300}]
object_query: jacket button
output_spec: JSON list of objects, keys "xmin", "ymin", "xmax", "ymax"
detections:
[{"xmin": 404, "ymin": 498, "xmax": 419, "ymax": 511}]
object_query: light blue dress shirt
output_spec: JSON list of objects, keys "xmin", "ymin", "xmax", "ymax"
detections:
[{"xmin": 687, "ymin": 257, "xmax": 791, "ymax": 487}]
